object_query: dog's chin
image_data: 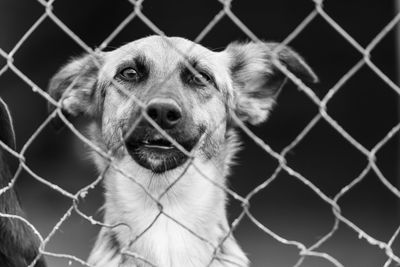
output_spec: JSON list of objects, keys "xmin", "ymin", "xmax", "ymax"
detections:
[{"xmin": 125, "ymin": 135, "xmax": 200, "ymax": 174}]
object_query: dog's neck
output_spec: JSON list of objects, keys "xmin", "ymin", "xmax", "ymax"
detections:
[{"xmin": 88, "ymin": 147, "xmax": 248, "ymax": 267}]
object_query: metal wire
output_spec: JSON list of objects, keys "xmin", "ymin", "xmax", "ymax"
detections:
[{"xmin": 0, "ymin": 0, "xmax": 399, "ymax": 266}]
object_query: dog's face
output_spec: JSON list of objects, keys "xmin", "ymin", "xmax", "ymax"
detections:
[
  {"xmin": 48, "ymin": 36, "xmax": 316, "ymax": 175},
  {"xmin": 100, "ymin": 37, "xmax": 231, "ymax": 173}
]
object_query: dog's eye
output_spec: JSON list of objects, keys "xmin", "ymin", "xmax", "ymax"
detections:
[
  {"xmin": 118, "ymin": 67, "xmax": 139, "ymax": 81},
  {"xmin": 190, "ymin": 72, "xmax": 212, "ymax": 86}
]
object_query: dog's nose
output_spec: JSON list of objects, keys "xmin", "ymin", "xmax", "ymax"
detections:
[{"xmin": 145, "ymin": 99, "xmax": 182, "ymax": 129}]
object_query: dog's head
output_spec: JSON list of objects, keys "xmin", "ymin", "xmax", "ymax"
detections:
[{"xmin": 48, "ymin": 36, "xmax": 316, "ymax": 174}]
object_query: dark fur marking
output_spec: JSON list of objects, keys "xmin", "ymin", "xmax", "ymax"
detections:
[
  {"xmin": 90, "ymin": 230, "xmax": 122, "ymax": 266},
  {"xmin": 95, "ymin": 80, "xmax": 112, "ymax": 119},
  {"xmin": 247, "ymin": 72, "xmax": 285, "ymax": 99},
  {"xmin": 179, "ymin": 58, "xmax": 218, "ymax": 93},
  {"xmin": 215, "ymin": 222, "xmax": 228, "ymax": 260},
  {"xmin": 106, "ymin": 231, "xmax": 121, "ymax": 260},
  {"xmin": 228, "ymin": 48, "xmax": 247, "ymax": 84},
  {"xmin": 115, "ymin": 54, "xmax": 150, "ymax": 84},
  {"xmin": 177, "ymin": 60, "xmax": 218, "ymax": 106},
  {"xmin": 201, "ymin": 127, "xmax": 220, "ymax": 160},
  {"xmin": 133, "ymin": 54, "xmax": 150, "ymax": 81}
]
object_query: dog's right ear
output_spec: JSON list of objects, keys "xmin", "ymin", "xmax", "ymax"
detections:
[
  {"xmin": 48, "ymin": 52, "xmax": 103, "ymax": 130},
  {"xmin": 0, "ymin": 97, "xmax": 16, "ymax": 151}
]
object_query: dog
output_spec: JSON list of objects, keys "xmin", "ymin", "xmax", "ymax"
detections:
[
  {"xmin": 0, "ymin": 97, "xmax": 47, "ymax": 267},
  {"xmin": 48, "ymin": 35, "xmax": 317, "ymax": 267}
]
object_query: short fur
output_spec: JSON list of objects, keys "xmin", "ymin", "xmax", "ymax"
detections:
[{"xmin": 48, "ymin": 36, "xmax": 316, "ymax": 267}]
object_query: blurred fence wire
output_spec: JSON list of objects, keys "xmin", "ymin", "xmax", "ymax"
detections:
[{"xmin": 1, "ymin": 0, "xmax": 400, "ymax": 266}]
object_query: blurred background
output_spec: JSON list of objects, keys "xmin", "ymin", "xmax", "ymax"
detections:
[{"xmin": 0, "ymin": 0, "xmax": 399, "ymax": 266}]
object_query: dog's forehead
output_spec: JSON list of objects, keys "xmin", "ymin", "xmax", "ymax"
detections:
[{"xmin": 104, "ymin": 36, "xmax": 222, "ymax": 69}]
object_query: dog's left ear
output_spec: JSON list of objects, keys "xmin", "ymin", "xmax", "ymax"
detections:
[
  {"xmin": 0, "ymin": 97, "xmax": 16, "ymax": 150},
  {"xmin": 226, "ymin": 42, "xmax": 318, "ymax": 125}
]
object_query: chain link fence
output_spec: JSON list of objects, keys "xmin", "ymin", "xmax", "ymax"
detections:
[{"xmin": 0, "ymin": 0, "xmax": 399, "ymax": 266}]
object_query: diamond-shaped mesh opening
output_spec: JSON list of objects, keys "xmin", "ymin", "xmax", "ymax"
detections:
[
  {"xmin": 249, "ymin": 172, "xmax": 335, "ymax": 244},
  {"xmin": 229, "ymin": 137, "xmax": 279, "ymax": 196},
  {"xmin": 289, "ymin": 15, "xmax": 364, "ymax": 97},
  {"xmin": 102, "ymin": 16, "xmax": 164, "ymax": 49},
  {"xmin": 52, "ymin": 0, "xmax": 134, "ymax": 46},
  {"xmin": 17, "ymin": 167, "xmax": 73, "ymax": 235},
  {"xmin": 319, "ymin": 225, "xmax": 390, "ymax": 266},
  {"xmin": 323, "ymin": 1, "xmax": 396, "ymax": 47},
  {"xmin": 11, "ymin": 19, "xmax": 96, "ymax": 86},
  {"xmin": 44, "ymin": 210, "xmax": 99, "ymax": 267},
  {"xmin": 252, "ymin": 78, "xmax": 320, "ymax": 152},
  {"xmin": 0, "ymin": 71, "xmax": 48, "ymax": 142},
  {"xmin": 327, "ymin": 66, "xmax": 399, "ymax": 148},
  {"xmin": 285, "ymin": 119, "xmax": 367, "ymax": 195},
  {"xmin": 0, "ymin": 1, "xmax": 43, "ymax": 51},
  {"xmin": 339, "ymin": 171, "xmax": 400, "ymax": 238},
  {"xmin": 140, "ymin": 0, "xmax": 222, "ymax": 40},
  {"xmin": 226, "ymin": 0, "xmax": 316, "ymax": 40},
  {"xmin": 198, "ymin": 15, "xmax": 252, "ymax": 47},
  {"xmin": 240, "ymin": 215, "xmax": 302, "ymax": 267}
]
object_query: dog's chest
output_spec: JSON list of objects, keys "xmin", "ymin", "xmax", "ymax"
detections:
[{"xmin": 119, "ymin": 215, "xmax": 214, "ymax": 267}]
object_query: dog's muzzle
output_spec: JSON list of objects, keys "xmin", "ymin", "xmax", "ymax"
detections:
[{"xmin": 124, "ymin": 98, "xmax": 202, "ymax": 173}]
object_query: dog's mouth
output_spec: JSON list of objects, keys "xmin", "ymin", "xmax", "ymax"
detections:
[{"xmin": 124, "ymin": 130, "xmax": 202, "ymax": 173}]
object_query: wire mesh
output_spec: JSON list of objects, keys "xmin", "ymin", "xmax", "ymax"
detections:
[{"xmin": 0, "ymin": 0, "xmax": 399, "ymax": 266}]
